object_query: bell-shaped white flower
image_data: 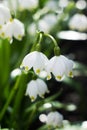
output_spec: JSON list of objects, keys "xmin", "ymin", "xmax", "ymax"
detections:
[
  {"xmin": 26, "ymin": 80, "xmax": 38, "ymax": 101},
  {"xmin": 0, "ymin": 21, "xmax": 13, "ymax": 39},
  {"xmin": 39, "ymin": 111, "xmax": 63, "ymax": 128},
  {"xmin": 46, "ymin": 111, "xmax": 63, "ymax": 127},
  {"xmin": 21, "ymin": 51, "xmax": 49, "ymax": 75},
  {"xmin": 46, "ymin": 55, "xmax": 74, "ymax": 81},
  {"xmin": 0, "ymin": 18, "xmax": 25, "ymax": 40},
  {"xmin": 12, "ymin": 19, "xmax": 25, "ymax": 40},
  {"xmin": 69, "ymin": 13, "xmax": 87, "ymax": 31},
  {"xmin": 25, "ymin": 78, "xmax": 49, "ymax": 101},
  {"xmin": 36, "ymin": 79, "xmax": 49, "ymax": 98},
  {"xmin": 0, "ymin": 4, "xmax": 11, "ymax": 26}
]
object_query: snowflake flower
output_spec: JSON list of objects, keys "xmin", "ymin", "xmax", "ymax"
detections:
[
  {"xmin": 26, "ymin": 78, "xmax": 49, "ymax": 101},
  {"xmin": 0, "ymin": 19, "xmax": 25, "ymax": 40},
  {"xmin": 39, "ymin": 111, "xmax": 63, "ymax": 128},
  {"xmin": 46, "ymin": 111, "xmax": 63, "ymax": 127},
  {"xmin": 0, "ymin": 21, "xmax": 13, "ymax": 39},
  {"xmin": 46, "ymin": 55, "xmax": 74, "ymax": 81},
  {"xmin": 21, "ymin": 51, "xmax": 49, "ymax": 75},
  {"xmin": 69, "ymin": 13, "xmax": 87, "ymax": 31},
  {"xmin": 12, "ymin": 19, "xmax": 25, "ymax": 40}
]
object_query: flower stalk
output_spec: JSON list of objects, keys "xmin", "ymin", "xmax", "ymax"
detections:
[
  {"xmin": 43, "ymin": 33, "xmax": 61, "ymax": 56},
  {"xmin": 31, "ymin": 31, "xmax": 43, "ymax": 52},
  {"xmin": 0, "ymin": 74, "xmax": 22, "ymax": 121}
]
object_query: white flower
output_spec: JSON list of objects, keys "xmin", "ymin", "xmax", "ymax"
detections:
[
  {"xmin": 0, "ymin": 21, "xmax": 13, "ymax": 39},
  {"xmin": 12, "ymin": 19, "xmax": 25, "ymax": 40},
  {"xmin": 26, "ymin": 80, "xmax": 38, "ymax": 101},
  {"xmin": 0, "ymin": 19, "xmax": 25, "ymax": 40},
  {"xmin": 39, "ymin": 70, "xmax": 48, "ymax": 79},
  {"xmin": 18, "ymin": 0, "xmax": 38, "ymax": 10},
  {"xmin": 25, "ymin": 78, "xmax": 49, "ymax": 101},
  {"xmin": 0, "ymin": 4, "xmax": 11, "ymax": 26},
  {"xmin": 21, "ymin": 51, "xmax": 49, "ymax": 75},
  {"xmin": 39, "ymin": 111, "xmax": 63, "ymax": 128},
  {"xmin": 69, "ymin": 14, "xmax": 87, "ymax": 31},
  {"xmin": 58, "ymin": 0, "xmax": 69, "ymax": 8},
  {"xmin": 47, "ymin": 111, "xmax": 63, "ymax": 127},
  {"xmin": 2, "ymin": 0, "xmax": 18, "ymax": 12},
  {"xmin": 46, "ymin": 55, "xmax": 74, "ymax": 81},
  {"xmin": 38, "ymin": 14, "xmax": 57, "ymax": 33}
]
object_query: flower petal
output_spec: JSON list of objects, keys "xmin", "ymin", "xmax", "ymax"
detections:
[
  {"xmin": 36, "ymin": 79, "xmax": 49, "ymax": 98},
  {"xmin": 1, "ymin": 21, "xmax": 13, "ymax": 39},
  {"xmin": 0, "ymin": 5, "xmax": 11, "ymax": 25},
  {"xmin": 21, "ymin": 52, "xmax": 36, "ymax": 71},
  {"xmin": 12, "ymin": 19, "xmax": 25, "ymax": 40},
  {"xmin": 26, "ymin": 80, "xmax": 38, "ymax": 102},
  {"xmin": 32, "ymin": 51, "xmax": 48, "ymax": 74}
]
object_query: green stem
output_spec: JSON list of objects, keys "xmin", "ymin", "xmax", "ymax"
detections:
[
  {"xmin": 11, "ymin": 74, "xmax": 26, "ymax": 118},
  {"xmin": 44, "ymin": 33, "xmax": 60, "ymax": 56},
  {"xmin": 38, "ymin": 32, "xmax": 43, "ymax": 44},
  {"xmin": 0, "ymin": 74, "xmax": 22, "ymax": 121},
  {"xmin": 0, "ymin": 39, "xmax": 10, "ymax": 86},
  {"xmin": 31, "ymin": 31, "xmax": 43, "ymax": 52},
  {"xmin": 26, "ymin": 106, "xmax": 36, "ymax": 129},
  {"xmin": 44, "ymin": 33, "xmax": 58, "ymax": 47}
]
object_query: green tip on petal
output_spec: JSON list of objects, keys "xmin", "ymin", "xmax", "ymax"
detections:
[
  {"xmin": 18, "ymin": 35, "xmax": 22, "ymax": 40},
  {"xmin": 56, "ymin": 75, "xmax": 62, "ymax": 80},
  {"xmin": 25, "ymin": 66, "xmax": 29, "ymax": 71},
  {"xmin": 1, "ymin": 32, "xmax": 5, "ymax": 37},
  {"xmin": 69, "ymin": 71, "xmax": 73, "ymax": 78},
  {"xmin": 0, "ymin": 25, "xmax": 2, "ymax": 29},
  {"xmin": 47, "ymin": 75, "xmax": 51, "ymax": 80},
  {"xmin": 40, "ymin": 94, "xmax": 45, "ymax": 98},
  {"xmin": 36, "ymin": 69, "xmax": 40, "ymax": 74},
  {"xmin": 10, "ymin": 18, "xmax": 13, "ymax": 22},
  {"xmin": 31, "ymin": 96, "xmax": 35, "ymax": 102}
]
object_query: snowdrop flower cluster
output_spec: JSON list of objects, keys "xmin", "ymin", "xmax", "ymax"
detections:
[
  {"xmin": 18, "ymin": 0, "xmax": 38, "ymax": 11},
  {"xmin": 26, "ymin": 78, "xmax": 49, "ymax": 102},
  {"xmin": 0, "ymin": 4, "xmax": 25, "ymax": 41},
  {"xmin": 21, "ymin": 51, "xmax": 74, "ymax": 81},
  {"xmin": 39, "ymin": 111, "xmax": 63, "ymax": 128},
  {"xmin": 69, "ymin": 13, "xmax": 87, "ymax": 32}
]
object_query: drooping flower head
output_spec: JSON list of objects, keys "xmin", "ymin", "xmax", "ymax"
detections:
[
  {"xmin": 26, "ymin": 78, "xmax": 49, "ymax": 101},
  {"xmin": 12, "ymin": 19, "xmax": 25, "ymax": 40},
  {"xmin": 0, "ymin": 4, "xmax": 25, "ymax": 41},
  {"xmin": 39, "ymin": 111, "xmax": 63, "ymax": 128},
  {"xmin": 0, "ymin": 18, "xmax": 25, "ymax": 41},
  {"xmin": 20, "ymin": 51, "xmax": 49, "ymax": 75},
  {"xmin": 69, "ymin": 13, "xmax": 87, "ymax": 32},
  {"xmin": 46, "ymin": 55, "xmax": 74, "ymax": 81},
  {"xmin": 46, "ymin": 111, "xmax": 63, "ymax": 127}
]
